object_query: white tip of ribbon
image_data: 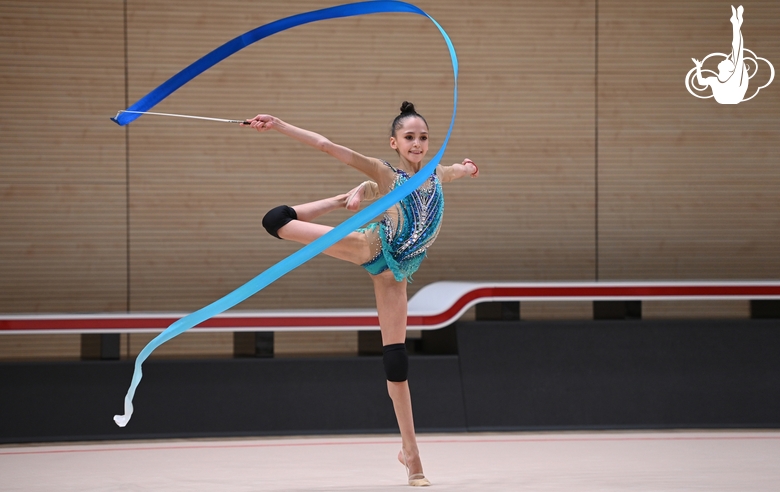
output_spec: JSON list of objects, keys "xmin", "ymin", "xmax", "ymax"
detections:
[{"xmin": 113, "ymin": 400, "xmax": 134, "ymax": 427}]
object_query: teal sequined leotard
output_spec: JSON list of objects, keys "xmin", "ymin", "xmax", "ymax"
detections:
[{"xmin": 359, "ymin": 162, "xmax": 444, "ymax": 281}]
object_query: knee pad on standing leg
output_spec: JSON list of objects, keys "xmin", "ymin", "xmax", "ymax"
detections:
[
  {"xmin": 382, "ymin": 343, "xmax": 408, "ymax": 382},
  {"xmin": 262, "ymin": 205, "xmax": 297, "ymax": 239}
]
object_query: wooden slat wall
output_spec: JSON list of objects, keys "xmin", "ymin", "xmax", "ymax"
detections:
[
  {"xmin": 520, "ymin": 302, "xmax": 593, "ymax": 321},
  {"xmin": 124, "ymin": 0, "xmax": 597, "ymax": 314},
  {"xmin": 598, "ymin": 0, "xmax": 780, "ymax": 281},
  {"xmin": 127, "ymin": 332, "xmax": 233, "ymax": 359},
  {"xmin": 0, "ymin": 0, "xmax": 127, "ymax": 359},
  {"xmin": 0, "ymin": 0, "xmax": 127, "ymax": 312},
  {"xmin": 1, "ymin": 1, "xmax": 778, "ymax": 360},
  {"xmin": 0, "ymin": 334, "xmax": 81, "ymax": 361},
  {"xmin": 643, "ymin": 300, "xmax": 749, "ymax": 320},
  {"xmin": 274, "ymin": 331, "xmax": 358, "ymax": 358}
]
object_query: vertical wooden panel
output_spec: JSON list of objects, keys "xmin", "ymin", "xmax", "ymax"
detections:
[
  {"xmin": 598, "ymin": 0, "xmax": 780, "ymax": 280},
  {"xmin": 0, "ymin": 0, "xmax": 127, "ymax": 316}
]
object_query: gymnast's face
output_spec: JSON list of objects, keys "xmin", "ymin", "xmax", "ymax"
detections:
[{"xmin": 390, "ymin": 116, "xmax": 429, "ymax": 165}]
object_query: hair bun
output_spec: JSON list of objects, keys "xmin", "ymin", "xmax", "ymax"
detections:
[
  {"xmin": 399, "ymin": 101, "xmax": 417, "ymax": 115},
  {"xmin": 390, "ymin": 101, "xmax": 427, "ymax": 136}
]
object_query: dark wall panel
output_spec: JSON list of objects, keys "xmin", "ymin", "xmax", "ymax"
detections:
[
  {"xmin": 0, "ymin": 355, "xmax": 464, "ymax": 443},
  {"xmin": 4, "ymin": 319, "xmax": 780, "ymax": 443},
  {"xmin": 457, "ymin": 320, "xmax": 780, "ymax": 430}
]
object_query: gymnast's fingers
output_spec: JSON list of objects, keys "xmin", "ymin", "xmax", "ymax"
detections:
[
  {"xmin": 463, "ymin": 158, "xmax": 479, "ymax": 178},
  {"xmin": 248, "ymin": 117, "xmax": 265, "ymax": 131},
  {"xmin": 250, "ymin": 115, "xmax": 275, "ymax": 131}
]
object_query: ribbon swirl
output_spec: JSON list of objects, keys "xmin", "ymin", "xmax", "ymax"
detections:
[{"xmin": 113, "ymin": 1, "xmax": 458, "ymax": 427}]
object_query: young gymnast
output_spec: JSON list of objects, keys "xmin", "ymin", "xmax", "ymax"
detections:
[{"xmin": 246, "ymin": 102, "xmax": 479, "ymax": 486}]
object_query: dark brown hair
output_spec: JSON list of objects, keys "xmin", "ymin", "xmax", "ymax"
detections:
[{"xmin": 390, "ymin": 101, "xmax": 428, "ymax": 137}]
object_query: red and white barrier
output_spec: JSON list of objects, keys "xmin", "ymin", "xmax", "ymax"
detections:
[{"xmin": 2, "ymin": 281, "xmax": 779, "ymax": 334}]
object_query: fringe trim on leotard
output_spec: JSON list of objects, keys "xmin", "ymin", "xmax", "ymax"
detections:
[{"xmin": 379, "ymin": 222, "xmax": 427, "ymax": 282}]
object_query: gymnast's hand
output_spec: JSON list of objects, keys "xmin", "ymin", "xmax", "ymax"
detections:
[
  {"xmin": 246, "ymin": 114, "xmax": 276, "ymax": 132},
  {"xmin": 463, "ymin": 158, "xmax": 479, "ymax": 178}
]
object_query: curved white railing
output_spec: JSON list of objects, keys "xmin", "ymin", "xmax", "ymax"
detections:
[{"xmin": 2, "ymin": 281, "xmax": 779, "ymax": 334}]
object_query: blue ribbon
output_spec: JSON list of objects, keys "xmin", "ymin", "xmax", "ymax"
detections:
[{"xmin": 113, "ymin": 1, "xmax": 458, "ymax": 427}]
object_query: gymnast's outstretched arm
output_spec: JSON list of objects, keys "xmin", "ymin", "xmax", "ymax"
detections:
[
  {"xmin": 246, "ymin": 114, "xmax": 392, "ymax": 185},
  {"xmin": 436, "ymin": 158, "xmax": 479, "ymax": 183}
]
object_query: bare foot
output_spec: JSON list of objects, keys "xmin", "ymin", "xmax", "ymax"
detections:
[{"xmin": 345, "ymin": 182, "xmax": 367, "ymax": 211}]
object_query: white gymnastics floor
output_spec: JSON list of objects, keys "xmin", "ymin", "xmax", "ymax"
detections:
[{"xmin": 2, "ymin": 430, "xmax": 779, "ymax": 491}]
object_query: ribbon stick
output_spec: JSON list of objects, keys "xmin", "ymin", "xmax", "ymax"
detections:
[
  {"xmin": 113, "ymin": 1, "xmax": 458, "ymax": 427},
  {"xmin": 115, "ymin": 110, "xmax": 250, "ymax": 124}
]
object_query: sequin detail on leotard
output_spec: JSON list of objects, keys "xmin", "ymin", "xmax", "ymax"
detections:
[{"xmin": 359, "ymin": 163, "xmax": 444, "ymax": 281}]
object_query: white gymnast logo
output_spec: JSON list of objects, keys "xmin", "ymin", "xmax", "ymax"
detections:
[{"xmin": 685, "ymin": 5, "xmax": 774, "ymax": 104}]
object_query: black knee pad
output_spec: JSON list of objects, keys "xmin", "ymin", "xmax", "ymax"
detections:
[
  {"xmin": 262, "ymin": 205, "xmax": 297, "ymax": 239},
  {"xmin": 382, "ymin": 343, "xmax": 408, "ymax": 382}
]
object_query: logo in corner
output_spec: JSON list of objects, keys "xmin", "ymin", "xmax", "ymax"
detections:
[{"xmin": 685, "ymin": 5, "xmax": 774, "ymax": 104}]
